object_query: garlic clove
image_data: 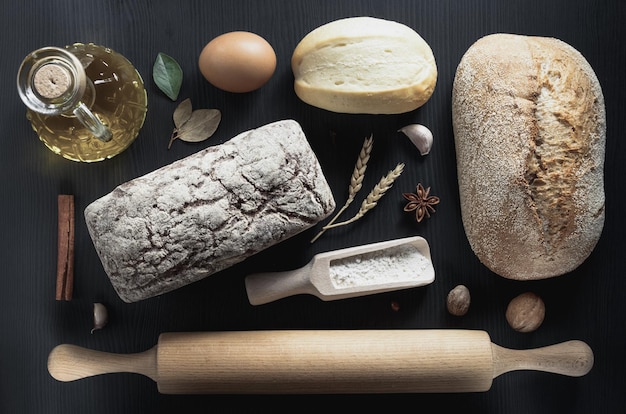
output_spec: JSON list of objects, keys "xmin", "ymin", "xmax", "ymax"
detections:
[
  {"xmin": 398, "ymin": 124, "xmax": 433, "ymax": 155},
  {"xmin": 91, "ymin": 302, "xmax": 108, "ymax": 334}
]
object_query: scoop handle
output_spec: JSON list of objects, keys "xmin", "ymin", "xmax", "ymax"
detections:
[{"xmin": 245, "ymin": 263, "xmax": 316, "ymax": 305}]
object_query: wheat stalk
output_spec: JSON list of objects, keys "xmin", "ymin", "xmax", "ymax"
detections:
[
  {"xmin": 310, "ymin": 135, "xmax": 374, "ymax": 243},
  {"xmin": 322, "ymin": 162, "xmax": 405, "ymax": 230}
]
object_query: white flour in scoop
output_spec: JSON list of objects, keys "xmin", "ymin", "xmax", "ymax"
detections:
[{"xmin": 329, "ymin": 244, "xmax": 430, "ymax": 288}]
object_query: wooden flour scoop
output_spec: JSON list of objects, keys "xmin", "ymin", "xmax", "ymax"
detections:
[
  {"xmin": 245, "ymin": 236, "xmax": 435, "ymax": 305},
  {"xmin": 48, "ymin": 330, "xmax": 593, "ymax": 394}
]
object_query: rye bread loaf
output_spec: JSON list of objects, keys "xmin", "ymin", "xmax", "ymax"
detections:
[
  {"xmin": 85, "ymin": 120, "xmax": 335, "ymax": 302},
  {"xmin": 291, "ymin": 17, "xmax": 437, "ymax": 114},
  {"xmin": 452, "ymin": 33, "xmax": 606, "ymax": 280}
]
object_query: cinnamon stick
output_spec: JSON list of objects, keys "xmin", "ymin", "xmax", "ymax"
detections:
[{"xmin": 56, "ymin": 195, "xmax": 75, "ymax": 301}]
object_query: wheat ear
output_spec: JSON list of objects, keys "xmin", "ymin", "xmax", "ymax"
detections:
[
  {"xmin": 310, "ymin": 135, "xmax": 374, "ymax": 243},
  {"xmin": 345, "ymin": 133, "xmax": 373, "ymax": 203},
  {"xmin": 322, "ymin": 162, "xmax": 405, "ymax": 230}
]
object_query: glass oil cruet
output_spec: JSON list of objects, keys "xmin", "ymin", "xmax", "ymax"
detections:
[{"xmin": 17, "ymin": 43, "xmax": 147, "ymax": 162}]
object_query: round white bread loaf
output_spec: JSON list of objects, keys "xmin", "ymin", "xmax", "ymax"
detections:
[
  {"xmin": 452, "ymin": 33, "xmax": 606, "ymax": 280},
  {"xmin": 291, "ymin": 17, "xmax": 437, "ymax": 114}
]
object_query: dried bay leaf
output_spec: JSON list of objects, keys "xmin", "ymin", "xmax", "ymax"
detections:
[
  {"xmin": 177, "ymin": 109, "xmax": 221, "ymax": 142},
  {"xmin": 168, "ymin": 99, "xmax": 221, "ymax": 149},
  {"xmin": 153, "ymin": 52, "xmax": 183, "ymax": 101},
  {"xmin": 173, "ymin": 98, "xmax": 193, "ymax": 129}
]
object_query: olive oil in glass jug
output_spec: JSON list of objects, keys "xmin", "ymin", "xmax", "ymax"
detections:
[{"xmin": 17, "ymin": 43, "xmax": 147, "ymax": 162}]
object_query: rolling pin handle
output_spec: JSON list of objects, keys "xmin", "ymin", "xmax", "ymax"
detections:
[
  {"xmin": 491, "ymin": 340, "xmax": 594, "ymax": 379},
  {"xmin": 47, "ymin": 344, "xmax": 158, "ymax": 383}
]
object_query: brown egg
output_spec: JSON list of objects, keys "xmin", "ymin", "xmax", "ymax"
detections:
[{"xmin": 199, "ymin": 31, "xmax": 277, "ymax": 93}]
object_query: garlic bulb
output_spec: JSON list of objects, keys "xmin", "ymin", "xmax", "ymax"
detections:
[{"xmin": 398, "ymin": 124, "xmax": 433, "ymax": 155}]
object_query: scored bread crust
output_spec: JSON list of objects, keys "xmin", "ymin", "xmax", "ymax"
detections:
[
  {"xmin": 452, "ymin": 33, "xmax": 606, "ymax": 280},
  {"xmin": 291, "ymin": 17, "xmax": 437, "ymax": 114}
]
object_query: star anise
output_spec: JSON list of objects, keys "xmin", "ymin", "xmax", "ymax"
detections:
[{"xmin": 403, "ymin": 183, "xmax": 440, "ymax": 222}]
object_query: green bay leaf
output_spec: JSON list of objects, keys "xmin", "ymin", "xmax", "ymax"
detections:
[{"xmin": 153, "ymin": 52, "xmax": 183, "ymax": 101}]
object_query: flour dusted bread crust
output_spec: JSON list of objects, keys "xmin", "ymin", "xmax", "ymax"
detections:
[
  {"xmin": 452, "ymin": 33, "xmax": 605, "ymax": 280},
  {"xmin": 85, "ymin": 120, "xmax": 335, "ymax": 302},
  {"xmin": 291, "ymin": 17, "xmax": 437, "ymax": 114}
]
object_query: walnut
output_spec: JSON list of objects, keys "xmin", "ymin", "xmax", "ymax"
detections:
[
  {"xmin": 506, "ymin": 292, "xmax": 545, "ymax": 332},
  {"xmin": 446, "ymin": 285, "xmax": 470, "ymax": 316}
]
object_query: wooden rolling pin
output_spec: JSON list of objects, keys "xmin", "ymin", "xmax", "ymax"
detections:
[{"xmin": 48, "ymin": 330, "xmax": 593, "ymax": 394}]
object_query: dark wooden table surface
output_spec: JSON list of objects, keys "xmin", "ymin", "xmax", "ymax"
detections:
[{"xmin": 2, "ymin": 1, "xmax": 624, "ymax": 413}]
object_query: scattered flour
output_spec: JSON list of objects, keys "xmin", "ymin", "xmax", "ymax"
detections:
[{"xmin": 329, "ymin": 244, "xmax": 430, "ymax": 288}]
